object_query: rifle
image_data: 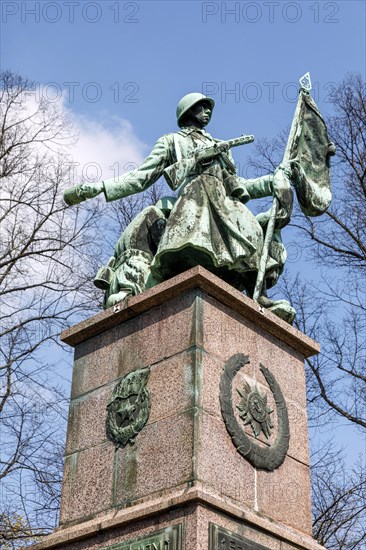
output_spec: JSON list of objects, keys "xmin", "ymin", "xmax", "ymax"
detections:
[{"xmin": 163, "ymin": 134, "xmax": 254, "ymax": 190}]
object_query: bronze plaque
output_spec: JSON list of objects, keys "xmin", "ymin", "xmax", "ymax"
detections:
[
  {"xmin": 209, "ymin": 523, "xmax": 270, "ymax": 550},
  {"xmin": 102, "ymin": 523, "xmax": 182, "ymax": 549}
]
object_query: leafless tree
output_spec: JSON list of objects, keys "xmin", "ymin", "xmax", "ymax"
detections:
[
  {"xmin": 311, "ymin": 444, "xmax": 365, "ymax": 550},
  {"xmin": 0, "ymin": 71, "xmax": 105, "ymax": 545},
  {"xmin": 248, "ymin": 72, "xmax": 366, "ymax": 547},
  {"xmin": 0, "ymin": 71, "xmax": 170, "ymax": 547}
]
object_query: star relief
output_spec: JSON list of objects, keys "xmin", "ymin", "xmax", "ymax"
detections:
[{"xmin": 237, "ymin": 380, "xmax": 274, "ymax": 440}]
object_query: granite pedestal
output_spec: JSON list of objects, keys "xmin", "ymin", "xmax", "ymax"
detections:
[{"xmin": 31, "ymin": 267, "xmax": 325, "ymax": 550}]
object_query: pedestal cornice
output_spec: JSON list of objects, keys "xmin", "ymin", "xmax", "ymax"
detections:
[{"xmin": 61, "ymin": 266, "xmax": 319, "ymax": 358}]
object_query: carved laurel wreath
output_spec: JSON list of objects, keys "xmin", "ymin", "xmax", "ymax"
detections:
[
  {"xmin": 220, "ymin": 354, "xmax": 290, "ymax": 471},
  {"xmin": 106, "ymin": 367, "xmax": 151, "ymax": 448}
]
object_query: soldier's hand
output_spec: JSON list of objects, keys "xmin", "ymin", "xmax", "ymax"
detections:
[
  {"xmin": 274, "ymin": 161, "xmax": 292, "ymax": 179},
  {"xmin": 63, "ymin": 181, "xmax": 104, "ymax": 206},
  {"xmin": 196, "ymin": 144, "xmax": 221, "ymax": 163}
]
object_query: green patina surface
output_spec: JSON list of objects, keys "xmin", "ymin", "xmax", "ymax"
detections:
[{"xmin": 63, "ymin": 83, "xmax": 334, "ymax": 324}]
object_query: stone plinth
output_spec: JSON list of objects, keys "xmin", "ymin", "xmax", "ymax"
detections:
[{"xmin": 32, "ymin": 266, "xmax": 324, "ymax": 550}]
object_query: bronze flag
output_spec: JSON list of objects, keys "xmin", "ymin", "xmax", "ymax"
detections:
[{"xmin": 289, "ymin": 91, "xmax": 335, "ymax": 217}]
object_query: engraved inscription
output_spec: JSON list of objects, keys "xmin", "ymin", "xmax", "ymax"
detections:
[
  {"xmin": 209, "ymin": 523, "xmax": 270, "ymax": 550},
  {"xmin": 101, "ymin": 524, "xmax": 182, "ymax": 550}
]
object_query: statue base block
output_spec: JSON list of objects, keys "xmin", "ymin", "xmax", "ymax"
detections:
[{"xmin": 31, "ymin": 267, "xmax": 325, "ymax": 550}]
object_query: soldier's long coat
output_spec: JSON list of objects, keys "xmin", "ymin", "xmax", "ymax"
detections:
[{"xmin": 102, "ymin": 127, "xmax": 285, "ymax": 291}]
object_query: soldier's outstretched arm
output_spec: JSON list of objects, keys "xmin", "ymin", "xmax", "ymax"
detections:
[
  {"xmin": 63, "ymin": 136, "xmax": 171, "ymax": 206},
  {"xmin": 63, "ymin": 181, "xmax": 104, "ymax": 205},
  {"xmin": 243, "ymin": 174, "xmax": 274, "ymax": 200},
  {"xmin": 242, "ymin": 162, "xmax": 292, "ymax": 200}
]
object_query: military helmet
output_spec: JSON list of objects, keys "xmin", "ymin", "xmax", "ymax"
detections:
[{"xmin": 176, "ymin": 93, "xmax": 215, "ymax": 128}]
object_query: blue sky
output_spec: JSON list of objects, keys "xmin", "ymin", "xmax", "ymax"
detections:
[
  {"xmin": 2, "ymin": 1, "xmax": 365, "ymax": 466},
  {"xmin": 2, "ymin": 0, "xmax": 365, "ymax": 145}
]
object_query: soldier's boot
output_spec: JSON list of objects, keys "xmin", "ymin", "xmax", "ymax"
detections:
[
  {"xmin": 257, "ymin": 295, "xmax": 296, "ymax": 325},
  {"xmin": 94, "ymin": 257, "xmax": 116, "ymax": 290},
  {"xmin": 105, "ymin": 290, "xmax": 132, "ymax": 308}
]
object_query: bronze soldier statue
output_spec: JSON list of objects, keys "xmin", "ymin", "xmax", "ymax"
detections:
[{"xmin": 64, "ymin": 87, "xmax": 334, "ymax": 323}]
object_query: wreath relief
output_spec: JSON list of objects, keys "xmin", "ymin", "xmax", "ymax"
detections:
[
  {"xmin": 220, "ymin": 354, "xmax": 290, "ymax": 471},
  {"xmin": 106, "ymin": 367, "xmax": 151, "ymax": 448}
]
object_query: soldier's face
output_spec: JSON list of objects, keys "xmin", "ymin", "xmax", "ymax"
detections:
[{"xmin": 191, "ymin": 101, "xmax": 212, "ymax": 127}]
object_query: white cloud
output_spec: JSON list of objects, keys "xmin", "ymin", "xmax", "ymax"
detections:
[
  {"xmin": 65, "ymin": 107, "xmax": 148, "ymax": 183},
  {"xmin": 2, "ymin": 89, "xmax": 149, "ymax": 314},
  {"xmin": 7, "ymin": 88, "xmax": 148, "ymax": 184}
]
